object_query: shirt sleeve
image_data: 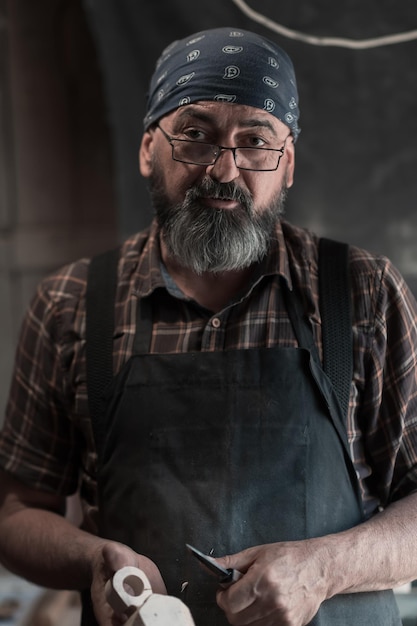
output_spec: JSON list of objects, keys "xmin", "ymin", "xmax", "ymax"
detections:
[
  {"xmin": 0, "ymin": 267, "xmax": 86, "ymax": 495},
  {"xmin": 352, "ymin": 252, "xmax": 417, "ymax": 507}
]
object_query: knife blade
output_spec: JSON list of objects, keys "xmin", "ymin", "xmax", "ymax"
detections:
[{"xmin": 186, "ymin": 543, "xmax": 243, "ymax": 587}]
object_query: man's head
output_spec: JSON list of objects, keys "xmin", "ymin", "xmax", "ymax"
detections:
[{"xmin": 140, "ymin": 28, "xmax": 300, "ymax": 274}]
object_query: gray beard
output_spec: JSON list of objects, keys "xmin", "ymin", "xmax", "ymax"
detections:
[{"xmin": 150, "ymin": 175, "xmax": 287, "ymax": 274}]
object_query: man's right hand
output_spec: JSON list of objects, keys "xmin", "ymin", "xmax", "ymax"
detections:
[{"xmin": 90, "ymin": 541, "xmax": 167, "ymax": 625}]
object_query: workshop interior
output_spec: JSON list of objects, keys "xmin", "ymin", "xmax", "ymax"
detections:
[{"xmin": 1, "ymin": 0, "xmax": 417, "ymax": 624}]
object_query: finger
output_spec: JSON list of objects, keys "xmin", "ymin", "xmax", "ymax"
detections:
[
  {"xmin": 218, "ymin": 596, "xmax": 279, "ymax": 626},
  {"xmin": 216, "ymin": 545, "xmax": 261, "ymax": 573},
  {"xmin": 93, "ymin": 600, "xmax": 115, "ymax": 626},
  {"xmin": 217, "ymin": 579, "xmax": 257, "ymax": 614},
  {"xmin": 109, "ymin": 612, "xmax": 126, "ymax": 624},
  {"xmin": 102, "ymin": 543, "xmax": 136, "ymax": 572},
  {"xmin": 218, "ymin": 589, "xmax": 291, "ymax": 626}
]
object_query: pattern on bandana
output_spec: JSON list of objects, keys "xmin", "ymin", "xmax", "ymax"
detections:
[{"xmin": 144, "ymin": 27, "xmax": 301, "ymax": 140}]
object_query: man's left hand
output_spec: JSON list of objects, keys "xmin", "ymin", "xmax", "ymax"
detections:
[{"xmin": 216, "ymin": 540, "xmax": 329, "ymax": 626}]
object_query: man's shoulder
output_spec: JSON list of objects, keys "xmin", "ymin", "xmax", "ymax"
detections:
[
  {"xmin": 280, "ymin": 220, "xmax": 401, "ymax": 305},
  {"xmin": 281, "ymin": 220, "xmax": 389, "ymax": 274},
  {"xmin": 37, "ymin": 225, "xmax": 154, "ymax": 305},
  {"xmin": 36, "ymin": 257, "xmax": 90, "ymax": 306}
]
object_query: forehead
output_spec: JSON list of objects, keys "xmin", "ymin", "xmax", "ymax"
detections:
[{"xmin": 163, "ymin": 101, "xmax": 289, "ymax": 136}]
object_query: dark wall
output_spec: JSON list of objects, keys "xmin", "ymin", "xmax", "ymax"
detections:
[{"xmin": 82, "ymin": 0, "xmax": 417, "ymax": 290}]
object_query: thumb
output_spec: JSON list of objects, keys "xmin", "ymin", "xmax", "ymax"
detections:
[
  {"xmin": 101, "ymin": 542, "xmax": 138, "ymax": 573},
  {"xmin": 215, "ymin": 546, "xmax": 258, "ymax": 574}
]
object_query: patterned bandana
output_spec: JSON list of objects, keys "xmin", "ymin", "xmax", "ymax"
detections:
[{"xmin": 144, "ymin": 27, "xmax": 301, "ymax": 140}]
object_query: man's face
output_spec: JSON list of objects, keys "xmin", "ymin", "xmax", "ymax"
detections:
[{"xmin": 139, "ymin": 102, "xmax": 295, "ymax": 273}]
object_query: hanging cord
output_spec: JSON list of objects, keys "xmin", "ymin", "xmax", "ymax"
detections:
[{"xmin": 230, "ymin": 0, "xmax": 417, "ymax": 49}]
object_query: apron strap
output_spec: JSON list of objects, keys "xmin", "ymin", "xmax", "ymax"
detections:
[
  {"xmin": 133, "ymin": 295, "xmax": 153, "ymax": 354},
  {"xmin": 282, "ymin": 237, "xmax": 352, "ymax": 422},
  {"xmin": 86, "ymin": 247, "xmax": 120, "ymax": 452},
  {"xmin": 319, "ymin": 238, "xmax": 353, "ymax": 421}
]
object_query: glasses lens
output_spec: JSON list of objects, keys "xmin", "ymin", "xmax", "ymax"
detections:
[
  {"xmin": 236, "ymin": 148, "xmax": 279, "ymax": 171},
  {"xmin": 173, "ymin": 140, "xmax": 217, "ymax": 165}
]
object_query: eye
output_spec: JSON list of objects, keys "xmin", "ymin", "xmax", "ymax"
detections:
[
  {"xmin": 237, "ymin": 134, "xmax": 268, "ymax": 148},
  {"xmin": 183, "ymin": 128, "xmax": 208, "ymax": 142},
  {"xmin": 247, "ymin": 136, "xmax": 267, "ymax": 148}
]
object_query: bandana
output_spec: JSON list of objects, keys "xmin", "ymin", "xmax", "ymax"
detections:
[{"xmin": 144, "ymin": 27, "xmax": 301, "ymax": 140}]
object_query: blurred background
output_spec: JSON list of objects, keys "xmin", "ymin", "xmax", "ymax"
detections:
[{"xmin": 1, "ymin": 2, "xmax": 417, "ymax": 622}]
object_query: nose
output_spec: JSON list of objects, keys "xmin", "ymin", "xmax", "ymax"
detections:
[{"xmin": 206, "ymin": 147, "xmax": 240, "ymax": 183}]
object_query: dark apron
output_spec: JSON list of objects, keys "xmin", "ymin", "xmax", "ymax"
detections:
[{"xmin": 82, "ymin": 286, "xmax": 401, "ymax": 626}]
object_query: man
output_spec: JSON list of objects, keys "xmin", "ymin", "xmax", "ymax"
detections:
[{"xmin": 0, "ymin": 26, "xmax": 416, "ymax": 626}]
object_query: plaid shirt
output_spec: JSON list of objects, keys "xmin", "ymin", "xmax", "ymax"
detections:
[{"xmin": 1, "ymin": 218, "xmax": 417, "ymax": 530}]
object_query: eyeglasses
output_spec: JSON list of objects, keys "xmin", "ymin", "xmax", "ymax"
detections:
[{"xmin": 157, "ymin": 124, "xmax": 289, "ymax": 172}]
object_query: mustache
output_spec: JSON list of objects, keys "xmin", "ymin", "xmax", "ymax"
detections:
[{"xmin": 185, "ymin": 178, "xmax": 254, "ymax": 209}]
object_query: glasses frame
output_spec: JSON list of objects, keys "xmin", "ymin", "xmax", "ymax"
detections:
[{"xmin": 156, "ymin": 123, "xmax": 289, "ymax": 172}]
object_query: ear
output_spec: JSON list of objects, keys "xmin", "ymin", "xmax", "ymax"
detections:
[
  {"xmin": 139, "ymin": 129, "xmax": 155, "ymax": 178},
  {"xmin": 284, "ymin": 137, "xmax": 295, "ymax": 188}
]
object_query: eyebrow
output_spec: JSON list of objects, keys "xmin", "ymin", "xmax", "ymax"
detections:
[{"xmin": 173, "ymin": 107, "xmax": 279, "ymax": 137}]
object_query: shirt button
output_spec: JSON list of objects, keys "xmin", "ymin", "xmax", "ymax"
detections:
[{"xmin": 211, "ymin": 317, "xmax": 221, "ymax": 328}]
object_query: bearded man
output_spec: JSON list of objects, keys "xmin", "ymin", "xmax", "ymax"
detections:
[{"xmin": 1, "ymin": 27, "xmax": 417, "ymax": 626}]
